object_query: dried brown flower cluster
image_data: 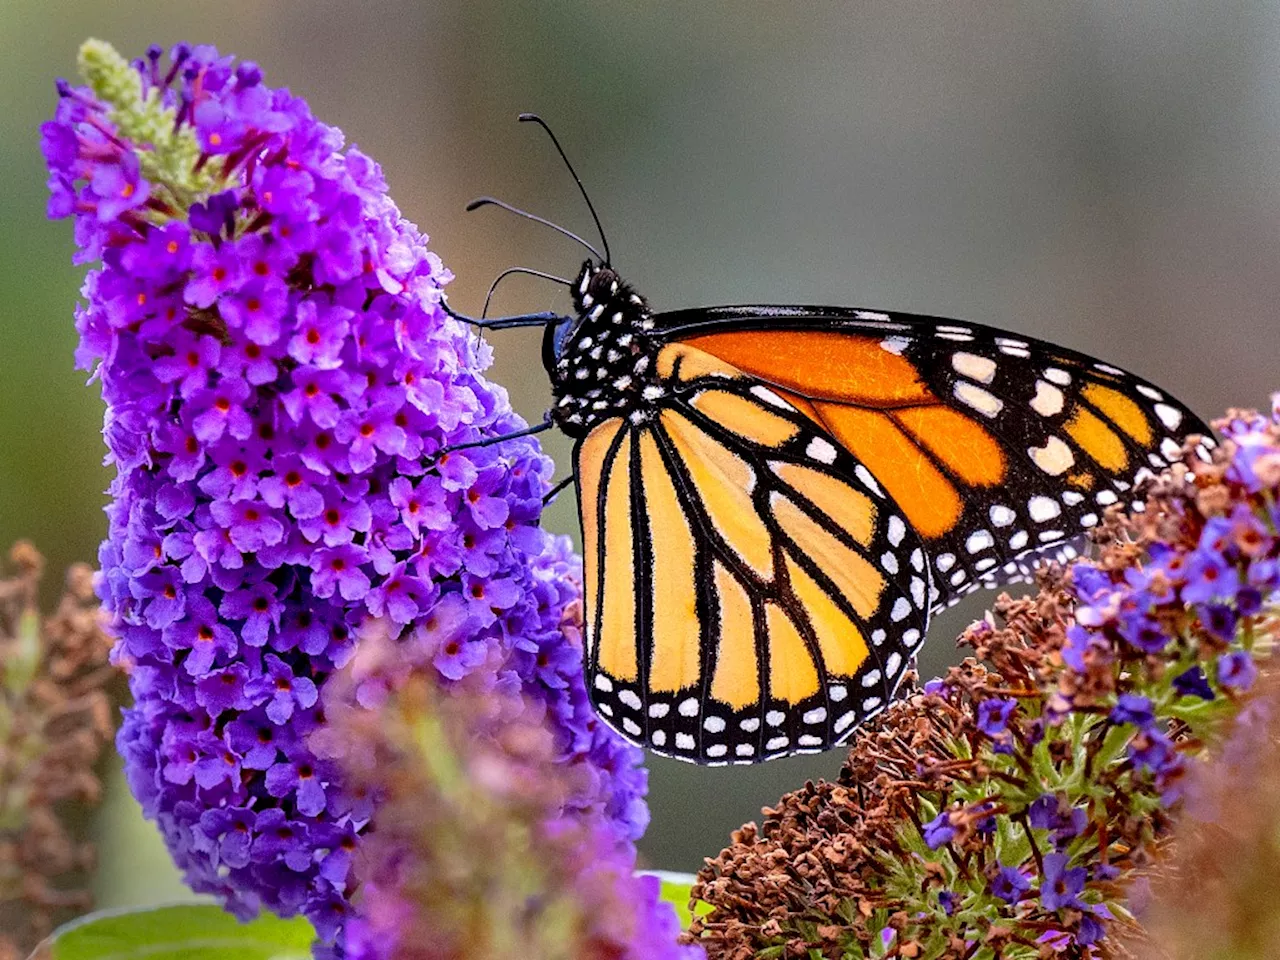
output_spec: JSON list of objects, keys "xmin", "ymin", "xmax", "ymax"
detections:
[
  {"xmin": 686, "ymin": 410, "xmax": 1280, "ymax": 960},
  {"xmin": 687, "ymin": 584, "xmax": 1083, "ymax": 960},
  {"xmin": 0, "ymin": 542, "xmax": 116, "ymax": 957}
]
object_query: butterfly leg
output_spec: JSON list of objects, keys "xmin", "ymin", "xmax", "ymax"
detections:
[
  {"xmin": 442, "ymin": 297, "xmax": 563, "ymax": 330},
  {"xmin": 430, "ymin": 414, "xmax": 554, "ymax": 462},
  {"xmin": 541, "ymin": 474, "xmax": 576, "ymax": 505}
]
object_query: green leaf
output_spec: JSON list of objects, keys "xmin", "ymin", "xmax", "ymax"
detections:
[
  {"xmin": 645, "ymin": 870, "xmax": 708, "ymax": 929},
  {"xmin": 36, "ymin": 904, "xmax": 315, "ymax": 960}
]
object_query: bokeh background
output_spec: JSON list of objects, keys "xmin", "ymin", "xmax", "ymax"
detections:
[{"xmin": 3, "ymin": 0, "xmax": 1277, "ymax": 908}]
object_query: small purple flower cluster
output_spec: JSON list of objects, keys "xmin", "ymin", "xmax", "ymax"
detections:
[
  {"xmin": 325, "ymin": 625, "xmax": 701, "ymax": 960},
  {"xmin": 45, "ymin": 41, "xmax": 650, "ymax": 949}
]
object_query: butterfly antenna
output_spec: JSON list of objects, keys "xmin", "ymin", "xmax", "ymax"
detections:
[
  {"xmin": 465, "ymin": 197, "xmax": 605, "ymax": 262},
  {"xmin": 482, "ymin": 266, "xmax": 571, "ymax": 319},
  {"xmin": 518, "ymin": 113, "xmax": 613, "ymax": 266}
]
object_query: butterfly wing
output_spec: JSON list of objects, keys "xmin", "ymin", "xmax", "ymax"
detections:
[
  {"xmin": 650, "ymin": 305, "xmax": 1213, "ymax": 611},
  {"xmin": 574, "ymin": 343, "xmax": 930, "ymax": 764}
]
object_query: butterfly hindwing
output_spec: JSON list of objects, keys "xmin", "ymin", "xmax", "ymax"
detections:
[
  {"xmin": 575, "ymin": 343, "xmax": 930, "ymax": 764},
  {"xmin": 651, "ymin": 306, "xmax": 1213, "ymax": 611}
]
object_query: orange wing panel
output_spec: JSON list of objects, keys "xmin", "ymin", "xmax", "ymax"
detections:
[
  {"xmin": 682, "ymin": 330, "xmax": 934, "ymax": 407},
  {"xmin": 814, "ymin": 403, "xmax": 962, "ymax": 540},
  {"xmin": 893, "ymin": 406, "xmax": 1005, "ymax": 487}
]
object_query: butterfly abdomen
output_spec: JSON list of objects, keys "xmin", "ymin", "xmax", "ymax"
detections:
[{"xmin": 550, "ymin": 263, "xmax": 663, "ymax": 437}]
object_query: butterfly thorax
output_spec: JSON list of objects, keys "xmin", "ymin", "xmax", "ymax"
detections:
[{"xmin": 546, "ymin": 262, "xmax": 662, "ymax": 438}]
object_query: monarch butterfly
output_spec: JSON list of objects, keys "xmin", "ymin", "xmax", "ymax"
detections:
[{"xmin": 445, "ymin": 115, "xmax": 1212, "ymax": 766}]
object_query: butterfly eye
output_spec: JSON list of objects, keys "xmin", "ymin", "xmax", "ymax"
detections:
[{"xmin": 542, "ymin": 316, "xmax": 578, "ymax": 373}]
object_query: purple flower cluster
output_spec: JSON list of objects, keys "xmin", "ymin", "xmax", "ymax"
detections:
[
  {"xmin": 1062, "ymin": 412, "xmax": 1280, "ymax": 796},
  {"xmin": 45, "ymin": 41, "xmax": 652, "ymax": 949}
]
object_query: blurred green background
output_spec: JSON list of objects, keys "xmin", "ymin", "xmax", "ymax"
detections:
[{"xmin": 3, "ymin": 0, "xmax": 1277, "ymax": 906}]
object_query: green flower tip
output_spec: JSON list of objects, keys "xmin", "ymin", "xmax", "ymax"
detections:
[
  {"xmin": 77, "ymin": 38, "xmax": 141, "ymax": 111},
  {"xmin": 73, "ymin": 37, "xmax": 219, "ymax": 204}
]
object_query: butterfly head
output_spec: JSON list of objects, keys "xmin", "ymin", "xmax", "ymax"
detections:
[{"xmin": 545, "ymin": 261, "xmax": 658, "ymax": 437}]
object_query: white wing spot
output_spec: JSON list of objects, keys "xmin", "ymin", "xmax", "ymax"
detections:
[
  {"xmin": 703, "ymin": 716, "xmax": 726, "ymax": 733},
  {"xmin": 1039, "ymin": 529, "xmax": 1066, "ymax": 542},
  {"xmin": 750, "ymin": 385, "xmax": 792, "ymax": 409},
  {"xmin": 678, "ymin": 697, "xmax": 699, "ymax": 717},
  {"xmin": 975, "ymin": 557, "xmax": 998, "ymax": 572},
  {"xmin": 952, "ymin": 352, "xmax": 997, "ymax": 383},
  {"xmin": 1029, "ymin": 496, "xmax": 1061, "ymax": 523},
  {"xmin": 1029, "ymin": 436, "xmax": 1075, "ymax": 476},
  {"xmin": 648, "ymin": 702, "xmax": 669, "ymax": 718},
  {"xmin": 989, "ymin": 505, "xmax": 1016, "ymax": 527},
  {"xmin": 1094, "ymin": 362, "xmax": 1125, "ymax": 376},
  {"xmin": 1008, "ymin": 530, "xmax": 1029, "ymax": 550},
  {"xmin": 740, "ymin": 717, "xmax": 760, "ymax": 731},
  {"xmin": 829, "ymin": 685, "xmax": 848, "ymax": 702},
  {"xmin": 885, "ymin": 652, "xmax": 903, "ymax": 677},
  {"xmin": 766, "ymin": 710, "xmax": 786, "ymax": 727},
  {"xmin": 856, "ymin": 465, "xmax": 884, "ymax": 497},
  {"xmin": 806, "ymin": 436, "xmax": 838, "ymax": 464},
  {"xmin": 861, "ymin": 697, "xmax": 883, "ymax": 712},
  {"xmin": 798, "ymin": 735, "xmax": 823, "ymax": 748},
  {"xmin": 651, "ymin": 729, "xmax": 666, "ymax": 746},
  {"xmin": 950, "ymin": 569, "xmax": 968, "ymax": 585},
  {"xmin": 1062, "ymin": 491, "xmax": 1085, "ymax": 506},
  {"xmin": 910, "ymin": 548, "xmax": 925, "ymax": 571},
  {"xmin": 1096, "ymin": 490, "xmax": 1118, "ymax": 505},
  {"xmin": 954, "ymin": 381, "xmax": 1004, "ymax": 417},
  {"xmin": 871, "ymin": 629, "xmax": 887, "ymax": 646},
  {"xmin": 766, "ymin": 736, "xmax": 789, "ymax": 751},
  {"xmin": 803, "ymin": 707, "xmax": 827, "ymax": 724},
  {"xmin": 1031, "ymin": 381, "xmax": 1065, "ymax": 417},
  {"xmin": 1136, "ymin": 384, "xmax": 1163, "ymax": 401},
  {"xmin": 1080, "ymin": 513, "xmax": 1098, "ymax": 528},
  {"xmin": 911, "ymin": 577, "xmax": 926, "ymax": 608},
  {"xmin": 880, "ymin": 336, "xmax": 910, "ymax": 355},
  {"xmin": 888, "ymin": 515, "xmax": 907, "ymax": 547},
  {"xmin": 618, "ymin": 689, "xmax": 642, "ymax": 710},
  {"xmin": 675, "ymin": 732, "xmax": 696, "ymax": 751},
  {"xmin": 881, "ymin": 552, "xmax": 899, "ymax": 575},
  {"xmin": 903, "ymin": 628, "xmax": 922, "ymax": 647},
  {"xmin": 735, "ymin": 743, "xmax": 755, "ymax": 757},
  {"xmin": 1044, "ymin": 367, "xmax": 1072, "ymax": 386},
  {"xmin": 594, "ymin": 675, "xmax": 613, "ymax": 692},
  {"xmin": 861, "ymin": 670, "xmax": 882, "ymax": 688},
  {"xmin": 967, "ymin": 529, "xmax": 994, "ymax": 553},
  {"xmin": 891, "ymin": 597, "xmax": 912, "ymax": 622},
  {"xmin": 834, "ymin": 711, "xmax": 859, "ymax": 733},
  {"xmin": 935, "ymin": 552, "xmax": 956, "ymax": 572},
  {"xmin": 623, "ymin": 718, "xmax": 642, "ymax": 736},
  {"xmin": 1154, "ymin": 404, "xmax": 1183, "ymax": 430}
]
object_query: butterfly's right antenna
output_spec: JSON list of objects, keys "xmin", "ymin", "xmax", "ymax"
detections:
[{"xmin": 518, "ymin": 113, "xmax": 613, "ymax": 266}]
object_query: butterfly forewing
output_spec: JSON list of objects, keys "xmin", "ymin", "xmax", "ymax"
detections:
[
  {"xmin": 652, "ymin": 307, "xmax": 1212, "ymax": 611},
  {"xmin": 575, "ymin": 342, "xmax": 929, "ymax": 764}
]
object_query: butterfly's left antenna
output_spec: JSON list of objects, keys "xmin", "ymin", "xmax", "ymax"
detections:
[
  {"xmin": 466, "ymin": 197, "xmax": 605, "ymax": 263},
  {"xmin": 482, "ymin": 266, "xmax": 570, "ymax": 319},
  {"xmin": 518, "ymin": 113, "xmax": 612, "ymax": 266}
]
